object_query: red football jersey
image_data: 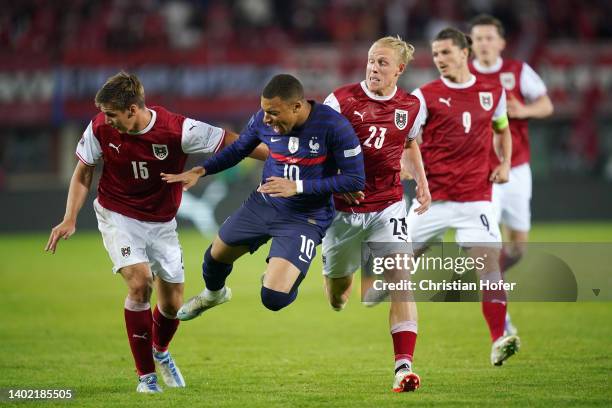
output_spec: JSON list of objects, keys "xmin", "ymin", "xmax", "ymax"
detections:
[
  {"xmin": 469, "ymin": 58, "xmax": 548, "ymax": 167},
  {"xmin": 412, "ymin": 75, "xmax": 506, "ymax": 202},
  {"xmin": 76, "ymin": 106, "xmax": 225, "ymax": 222},
  {"xmin": 324, "ymin": 81, "xmax": 423, "ymax": 213}
]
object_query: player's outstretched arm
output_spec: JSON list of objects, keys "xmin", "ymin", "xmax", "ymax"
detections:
[
  {"xmin": 490, "ymin": 125, "xmax": 512, "ymax": 184},
  {"xmin": 224, "ymin": 130, "xmax": 269, "ymax": 161},
  {"xmin": 401, "ymin": 139, "xmax": 431, "ymax": 214},
  {"xmin": 507, "ymin": 94, "xmax": 554, "ymax": 120},
  {"xmin": 161, "ymin": 166, "xmax": 205, "ymax": 191},
  {"xmin": 45, "ymin": 161, "xmax": 95, "ymax": 254}
]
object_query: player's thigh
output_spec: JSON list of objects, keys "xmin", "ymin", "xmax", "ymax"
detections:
[
  {"xmin": 147, "ymin": 218, "xmax": 185, "ymax": 284},
  {"xmin": 465, "ymin": 245, "xmax": 501, "ymax": 276},
  {"xmin": 264, "ymin": 257, "xmax": 303, "ymax": 293},
  {"xmin": 407, "ymin": 199, "xmax": 450, "ymax": 250},
  {"xmin": 94, "ymin": 198, "xmax": 149, "ymax": 274},
  {"xmin": 211, "ymin": 235, "xmax": 251, "ymax": 264},
  {"xmin": 216, "ymin": 196, "xmax": 272, "ymax": 262},
  {"xmin": 322, "ymin": 211, "xmax": 364, "ymax": 279},
  {"xmin": 453, "ymin": 201, "xmax": 502, "ymax": 250},
  {"xmin": 268, "ymin": 222, "xmax": 325, "ymax": 286}
]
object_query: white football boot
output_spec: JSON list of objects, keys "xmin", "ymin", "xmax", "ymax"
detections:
[
  {"xmin": 136, "ymin": 373, "xmax": 163, "ymax": 393},
  {"xmin": 153, "ymin": 349, "xmax": 185, "ymax": 387},
  {"xmin": 177, "ymin": 287, "xmax": 232, "ymax": 321},
  {"xmin": 491, "ymin": 334, "xmax": 521, "ymax": 366}
]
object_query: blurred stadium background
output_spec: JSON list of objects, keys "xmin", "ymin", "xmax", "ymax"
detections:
[{"xmin": 1, "ymin": 0, "xmax": 611, "ymax": 232}]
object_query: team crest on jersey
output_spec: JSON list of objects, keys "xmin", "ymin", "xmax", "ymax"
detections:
[
  {"xmin": 500, "ymin": 72, "xmax": 516, "ymax": 90},
  {"xmin": 394, "ymin": 109, "xmax": 409, "ymax": 130},
  {"xmin": 152, "ymin": 144, "xmax": 168, "ymax": 160},
  {"xmin": 479, "ymin": 92, "xmax": 494, "ymax": 111},
  {"xmin": 288, "ymin": 137, "xmax": 299, "ymax": 154},
  {"xmin": 120, "ymin": 246, "xmax": 131, "ymax": 258},
  {"xmin": 309, "ymin": 137, "xmax": 320, "ymax": 154}
]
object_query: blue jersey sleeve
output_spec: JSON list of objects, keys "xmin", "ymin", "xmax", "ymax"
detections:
[
  {"xmin": 200, "ymin": 114, "xmax": 261, "ymax": 175},
  {"xmin": 302, "ymin": 118, "xmax": 365, "ymax": 195}
]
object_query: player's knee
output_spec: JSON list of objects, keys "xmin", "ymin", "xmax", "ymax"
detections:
[
  {"xmin": 202, "ymin": 246, "xmax": 233, "ymax": 291},
  {"xmin": 260, "ymin": 286, "xmax": 297, "ymax": 311},
  {"xmin": 127, "ymin": 283, "xmax": 152, "ymax": 304},
  {"xmin": 157, "ymin": 303, "xmax": 180, "ymax": 318},
  {"xmin": 328, "ymin": 294, "xmax": 346, "ymax": 311}
]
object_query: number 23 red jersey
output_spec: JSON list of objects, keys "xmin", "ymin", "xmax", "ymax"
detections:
[
  {"xmin": 324, "ymin": 81, "xmax": 423, "ymax": 213},
  {"xmin": 412, "ymin": 75, "xmax": 506, "ymax": 202}
]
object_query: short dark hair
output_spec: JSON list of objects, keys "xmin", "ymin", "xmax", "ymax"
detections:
[
  {"xmin": 262, "ymin": 74, "xmax": 304, "ymax": 101},
  {"xmin": 434, "ymin": 27, "xmax": 472, "ymax": 52},
  {"xmin": 469, "ymin": 14, "xmax": 505, "ymax": 38},
  {"xmin": 95, "ymin": 71, "xmax": 145, "ymax": 111}
]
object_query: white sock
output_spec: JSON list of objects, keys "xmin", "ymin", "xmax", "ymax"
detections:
[
  {"xmin": 202, "ymin": 287, "xmax": 225, "ymax": 301},
  {"xmin": 395, "ymin": 359, "xmax": 412, "ymax": 372}
]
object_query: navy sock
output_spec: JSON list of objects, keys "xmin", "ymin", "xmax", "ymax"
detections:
[{"xmin": 202, "ymin": 246, "xmax": 233, "ymax": 291}]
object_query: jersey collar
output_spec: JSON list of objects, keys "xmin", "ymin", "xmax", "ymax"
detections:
[
  {"xmin": 472, "ymin": 57, "xmax": 503, "ymax": 74},
  {"xmin": 360, "ymin": 81, "xmax": 397, "ymax": 101},
  {"xmin": 130, "ymin": 108, "xmax": 157, "ymax": 135},
  {"xmin": 440, "ymin": 74, "xmax": 476, "ymax": 89}
]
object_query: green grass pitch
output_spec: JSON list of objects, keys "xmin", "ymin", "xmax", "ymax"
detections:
[{"xmin": 1, "ymin": 222, "xmax": 611, "ymax": 407}]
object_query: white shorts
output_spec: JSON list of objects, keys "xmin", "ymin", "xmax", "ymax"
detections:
[
  {"xmin": 492, "ymin": 163, "xmax": 532, "ymax": 232},
  {"xmin": 322, "ymin": 200, "xmax": 412, "ymax": 278},
  {"xmin": 407, "ymin": 199, "xmax": 502, "ymax": 249},
  {"xmin": 93, "ymin": 199, "xmax": 185, "ymax": 283}
]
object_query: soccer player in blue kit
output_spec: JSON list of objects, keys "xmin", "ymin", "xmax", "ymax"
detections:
[{"xmin": 162, "ymin": 74, "xmax": 365, "ymax": 317}]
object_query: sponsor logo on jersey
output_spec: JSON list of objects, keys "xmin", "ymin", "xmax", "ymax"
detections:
[
  {"xmin": 394, "ymin": 109, "xmax": 409, "ymax": 130},
  {"xmin": 271, "ymin": 137, "xmax": 281, "ymax": 142},
  {"xmin": 109, "ymin": 142, "xmax": 121, "ymax": 153},
  {"xmin": 500, "ymin": 72, "xmax": 516, "ymax": 90},
  {"xmin": 479, "ymin": 92, "xmax": 494, "ymax": 111},
  {"xmin": 353, "ymin": 110, "xmax": 365, "ymax": 121},
  {"xmin": 152, "ymin": 144, "xmax": 169, "ymax": 160},
  {"xmin": 438, "ymin": 97, "xmax": 451, "ymax": 107},
  {"xmin": 288, "ymin": 137, "xmax": 299, "ymax": 154},
  {"xmin": 121, "ymin": 246, "xmax": 131, "ymax": 257},
  {"xmin": 309, "ymin": 138, "xmax": 320, "ymax": 154}
]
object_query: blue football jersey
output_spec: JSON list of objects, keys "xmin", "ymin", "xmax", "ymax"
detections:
[{"xmin": 202, "ymin": 102, "xmax": 365, "ymax": 225}]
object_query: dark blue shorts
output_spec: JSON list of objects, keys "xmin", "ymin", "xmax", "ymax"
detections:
[{"xmin": 218, "ymin": 192, "xmax": 327, "ymax": 276}]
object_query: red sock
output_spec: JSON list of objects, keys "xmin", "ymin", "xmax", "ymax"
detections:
[
  {"xmin": 124, "ymin": 308, "xmax": 155, "ymax": 376},
  {"xmin": 152, "ymin": 305, "xmax": 179, "ymax": 352},
  {"xmin": 482, "ymin": 299, "xmax": 507, "ymax": 341},
  {"xmin": 391, "ymin": 321, "xmax": 418, "ymax": 367}
]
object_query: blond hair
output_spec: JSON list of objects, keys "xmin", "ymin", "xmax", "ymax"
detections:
[
  {"xmin": 371, "ymin": 35, "xmax": 415, "ymax": 66},
  {"xmin": 95, "ymin": 71, "xmax": 145, "ymax": 111}
]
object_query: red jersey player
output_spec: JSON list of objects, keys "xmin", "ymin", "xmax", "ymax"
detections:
[
  {"xmin": 322, "ymin": 36, "xmax": 430, "ymax": 392},
  {"xmin": 409, "ymin": 28, "xmax": 520, "ymax": 366},
  {"xmin": 45, "ymin": 72, "xmax": 267, "ymax": 393},
  {"xmin": 469, "ymin": 14, "xmax": 554, "ymax": 336}
]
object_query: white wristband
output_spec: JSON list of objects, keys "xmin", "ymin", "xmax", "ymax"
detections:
[{"xmin": 295, "ymin": 180, "xmax": 304, "ymax": 194}]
